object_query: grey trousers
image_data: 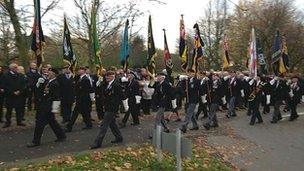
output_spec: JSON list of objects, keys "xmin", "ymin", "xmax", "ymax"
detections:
[
  {"xmin": 207, "ymin": 103, "xmax": 218, "ymax": 126},
  {"xmin": 228, "ymin": 96, "xmax": 236, "ymax": 116},
  {"xmin": 94, "ymin": 111, "xmax": 122, "ymax": 145},
  {"xmin": 181, "ymin": 103, "xmax": 198, "ymax": 129},
  {"xmin": 154, "ymin": 107, "xmax": 168, "ymax": 130}
]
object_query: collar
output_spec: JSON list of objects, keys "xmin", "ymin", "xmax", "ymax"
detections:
[
  {"xmin": 108, "ymin": 79, "xmax": 114, "ymax": 87},
  {"xmin": 49, "ymin": 78, "xmax": 56, "ymax": 83},
  {"xmin": 9, "ymin": 71, "xmax": 15, "ymax": 75},
  {"xmin": 80, "ymin": 74, "xmax": 86, "ymax": 79}
]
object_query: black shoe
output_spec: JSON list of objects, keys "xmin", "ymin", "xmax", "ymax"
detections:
[
  {"xmin": 2, "ymin": 123, "xmax": 10, "ymax": 128},
  {"xmin": 174, "ymin": 118, "xmax": 181, "ymax": 122},
  {"xmin": 55, "ymin": 136, "xmax": 66, "ymax": 142},
  {"xmin": 211, "ymin": 123, "xmax": 219, "ymax": 127},
  {"xmin": 270, "ymin": 120, "xmax": 277, "ymax": 124},
  {"xmin": 164, "ymin": 128, "xmax": 170, "ymax": 133},
  {"xmin": 17, "ymin": 123, "xmax": 26, "ymax": 127},
  {"xmin": 226, "ymin": 114, "xmax": 230, "ymax": 118},
  {"xmin": 190, "ymin": 127, "xmax": 199, "ymax": 131},
  {"xmin": 278, "ymin": 116, "xmax": 283, "ymax": 121},
  {"xmin": 65, "ymin": 127, "xmax": 72, "ymax": 133},
  {"xmin": 131, "ymin": 123, "xmax": 140, "ymax": 126},
  {"xmin": 27, "ymin": 142, "xmax": 40, "ymax": 148},
  {"xmin": 111, "ymin": 138, "xmax": 123, "ymax": 144},
  {"xmin": 249, "ymin": 122, "xmax": 254, "ymax": 125},
  {"xmin": 231, "ymin": 114, "xmax": 237, "ymax": 117},
  {"xmin": 90, "ymin": 144, "xmax": 101, "ymax": 149},
  {"xmin": 82, "ymin": 126, "xmax": 92, "ymax": 130},
  {"xmin": 119, "ymin": 123, "xmax": 126, "ymax": 128},
  {"xmin": 180, "ymin": 127, "xmax": 187, "ymax": 133},
  {"xmin": 203, "ymin": 124, "xmax": 210, "ymax": 130}
]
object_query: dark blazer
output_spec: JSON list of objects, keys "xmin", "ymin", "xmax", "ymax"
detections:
[
  {"xmin": 125, "ymin": 79, "xmax": 141, "ymax": 105},
  {"xmin": 2, "ymin": 71, "xmax": 26, "ymax": 107},
  {"xmin": 187, "ymin": 77, "xmax": 201, "ymax": 104},
  {"xmin": 26, "ymin": 70, "xmax": 40, "ymax": 89},
  {"xmin": 228, "ymin": 77, "xmax": 241, "ymax": 98},
  {"xmin": 152, "ymin": 80, "xmax": 174, "ymax": 108},
  {"xmin": 75, "ymin": 75, "xmax": 93, "ymax": 103},
  {"xmin": 40, "ymin": 79, "xmax": 60, "ymax": 113},
  {"xmin": 57, "ymin": 73, "xmax": 75, "ymax": 103},
  {"xmin": 104, "ymin": 80, "xmax": 125, "ymax": 113}
]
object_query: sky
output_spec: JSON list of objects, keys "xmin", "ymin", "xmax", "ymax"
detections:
[{"xmin": 17, "ymin": 0, "xmax": 304, "ymax": 52}]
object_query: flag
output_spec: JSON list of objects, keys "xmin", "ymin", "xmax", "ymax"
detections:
[
  {"xmin": 91, "ymin": 5, "xmax": 102, "ymax": 74},
  {"xmin": 163, "ymin": 29, "xmax": 173, "ymax": 76},
  {"xmin": 248, "ymin": 28, "xmax": 257, "ymax": 77},
  {"xmin": 222, "ymin": 34, "xmax": 231, "ymax": 69},
  {"xmin": 191, "ymin": 23, "xmax": 204, "ymax": 72},
  {"xmin": 281, "ymin": 34, "xmax": 289, "ymax": 70},
  {"xmin": 179, "ymin": 15, "xmax": 188, "ymax": 71},
  {"xmin": 146, "ymin": 15, "xmax": 156, "ymax": 76},
  {"xmin": 31, "ymin": 0, "xmax": 45, "ymax": 68},
  {"xmin": 271, "ymin": 30, "xmax": 287, "ymax": 75},
  {"xmin": 256, "ymin": 37, "xmax": 267, "ymax": 74},
  {"xmin": 63, "ymin": 15, "xmax": 76, "ymax": 72},
  {"xmin": 119, "ymin": 19, "xmax": 129, "ymax": 71}
]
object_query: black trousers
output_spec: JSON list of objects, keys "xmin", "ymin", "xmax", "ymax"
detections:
[
  {"xmin": 122, "ymin": 103, "xmax": 140, "ymax": 124},
  {"xmin": 141, "ymin": 99, "xmax": 151, "ymax": 115},
  {"xmin": 27, "ymin": 89, "xmax": 34, "ymax": 110},
  {"xmin": 61, "ymin": 101, "xmax": 73, "ymax": 121},
  {"xmin": 32, "ymin": 110, "xmax": 65, "ymax": 144},
  {"xmin": 5, "ymin": 106, "xmax": 23, "ymax": 125},
  {"xmin": 250, "ymin": 100, "xmax": 263, "ymax": 124},
  {"xmin": 94, "ymin": 111, "xmax": 122, "ymax": 145},
  {"xmin": 289, "ymin": 100, "xmax": 299, "ymax": 119},
  {"xmin": 96, "ymin": 98, "xmax": 104, "ymax": 120},
  {"xmin": 196, "ymin": 101, "xmax": 208, "ymax": 119},
  {"xmin": 67, "ymin": 103, "xmax": 92, "ymax": 129},
  {"xmin": 0, "ymin": 95, "xmax": 4, "ymax": 121}
]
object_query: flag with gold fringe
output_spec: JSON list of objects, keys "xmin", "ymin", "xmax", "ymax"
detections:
[
  {"xmin": 271, "ymin": 30, "xmax": 288, "ymax": 75},
  {"xmin": 222, "ymin": 34, "xmax": 232, "ymax": 69},
  {"xmin": 31, "ymin": 0, "xmax": 45, "ymax": 68},
  {"xmin": 191, "ymin": 23, "xmax": 204, "ymax": 72},
  {"xmin": 119, "ymin": 19, "xmax": 129, "ymax": 71},
  {"xmin": 248, "ymin": 28, "xmax": 257, "ymax": 77},
  {"xmin": 146, "ymin": 15, "xmax": 156, "ymax": 76},
  {"xmin": 63, "ymin": 15, "xmax": 76, "ymax": 72},
  {"xmin": 179, "ymin": 15, "xmax": 188, "ymax": 71},
  {"xmin": 163, "ymin": 29, "xmax": 173, "ymax": 77}
]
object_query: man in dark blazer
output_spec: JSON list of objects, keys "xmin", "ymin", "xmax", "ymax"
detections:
[
  {"xmin": 120, "ymin": 71, "xmax": 141, "ymax": 127},
  {"xmin": 27, "ymin": 68, "xmax": 66, "ymax": 147},
  {"xmin": 65, "ymin": 67, "xmax": 94, "ymax": 132},
  {"xmin": 90, "ymin": 71, "xmax": 126, "ymax": 149},
  {"xmin": 0, "ymin": 66, "xmax": 5, "ymax": 123},
  {"xmin": 57, "ymin": 66, "xmax": 75, "ymax": 123},
  {"xmin": 26, "ymin": 62, "xmax": 40, "ymax": 111},
  {"xmin": 2, "ymin": 63, "xmax": 26, "ymax": 128}
]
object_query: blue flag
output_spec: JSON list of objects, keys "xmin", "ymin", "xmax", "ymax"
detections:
[{"xmin": 120, "ymin": 19, "xmax": 129, "ymax": 71}]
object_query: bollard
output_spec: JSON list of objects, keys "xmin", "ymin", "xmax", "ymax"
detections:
[
  {"xmin": 156, "ymin": 125, "xmax": 163, "ymax": 162},
  {"xmin": 176, "ymin": 129, "xmax": 182, "ymax": 171}
]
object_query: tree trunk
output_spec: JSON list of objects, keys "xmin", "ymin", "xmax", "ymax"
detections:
[{"xmin": 5, "ymin": 0, "xmax": 29, "ymax": 68}]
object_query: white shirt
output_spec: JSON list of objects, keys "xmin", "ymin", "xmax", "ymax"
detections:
[{"xmin": 107, "ymin": 79, "xmax": 114, "ymax": 89}]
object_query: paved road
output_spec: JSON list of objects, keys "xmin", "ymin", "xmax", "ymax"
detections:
[{"xmin": 1, "ymin": 106, "xmax": 304, "ymax": 170}]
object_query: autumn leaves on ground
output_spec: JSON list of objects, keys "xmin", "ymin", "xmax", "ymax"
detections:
[{"xmin": 12, "ymin": 144, "xmax": 231, "ymax": 171}]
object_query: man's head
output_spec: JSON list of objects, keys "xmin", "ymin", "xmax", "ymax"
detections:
[
  {"xmin": 63, "ymin": 66, "xmax": 71, "ymax": 74},
  {"xmin": 9, "ymin": 63, "xmax": 18, "ymax": 73},
  {"xmin": 78, "ymin": 67, "xmax": 86, "ymax": 76},
  {"xmin": 17, "ymin": 66, "xmax": 25, "ymax": 75},
  {"xmin": 29, "ymin": 62, "xmax": 37, "ymax": 70},
  {"xmin": 41, "ymin": 66, "xmax": 49, "ymax": 76},
  {"xmin": 187, "ymin": 69, "xmax": 196, "ymax": 78},
  {"xmin": 105, "ymin": 71, "xmax": 115, "ymax": 83}
]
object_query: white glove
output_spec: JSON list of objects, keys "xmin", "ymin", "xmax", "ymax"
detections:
[
  {"xmin": 96, "ymin": 77, "xmax": 103, "ymax": 87},
  {"xmin": 171, "ymin": 99, "xmax": 177, "ymax": 109},
  {"xmin": 289, "ymin": 90, "xmax": 294, "ymax": 97},
  {"xmin": 51, "ymin": 101, "xmax": 61, "ymax": 113},
  {"xmin": 241, "ymin": 89, "xmax": 245, "ymax": 97},
  {"xmin": 269, "ymin": 79, "xmax": 276, "ymax": 85},
  {"xmin": 274, "ymin": 76, "xmax": 279, "ymax": 81},
  {"xmin": 266, "ymin": 95, "xmax": 271, "ymax": 105},
  {"xmin": 222, "ymin": 96, "xmax": 227, "ymax": 104},
  {"xmin": 249, "ymin": 79, "xmax": 255, "ymax": 86},
  {"xmin": 201, "ymin": 94, "xmax": 207, "ymax": 104},
  {"xmin": 301, "ymin": 95, "xmax": 304, "ymax": 103},
  {"xmin": 179, "ymin": 75, "xmax": 188, "ymax": 81},
  {"xmin": 135, "ymin": 95, "xmax": 142, "ymax": 104},
  {"xmin": 122, "ymin": 99, "xmax": 129, "ymax": 112},
  {"xmin": 244, "ymin": 76, "xmax": 251, "ymax": 82},
  {"xmin": 90, "ymin": 93, "xmax": 95, "ymax": 101},
  {"xmin": 36, "ymin": 78, "xmax": 45, "ymax": 88},
  {"xmin": 223, "ymin": 75, "xmax": 230, "ymax": 81},
  {"xmin": 121, "ymin": 76, "xmax": 128, "ymax": 83}
]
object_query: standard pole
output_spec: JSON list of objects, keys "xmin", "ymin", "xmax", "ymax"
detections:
[{"xmin": 156, "ymin": 125, "xmax": 163, "ymax": 162}]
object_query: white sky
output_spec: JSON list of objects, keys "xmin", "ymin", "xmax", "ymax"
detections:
[{"xmin": 18, "ymin": 0, "xmax": 304, "ymax": 52}]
